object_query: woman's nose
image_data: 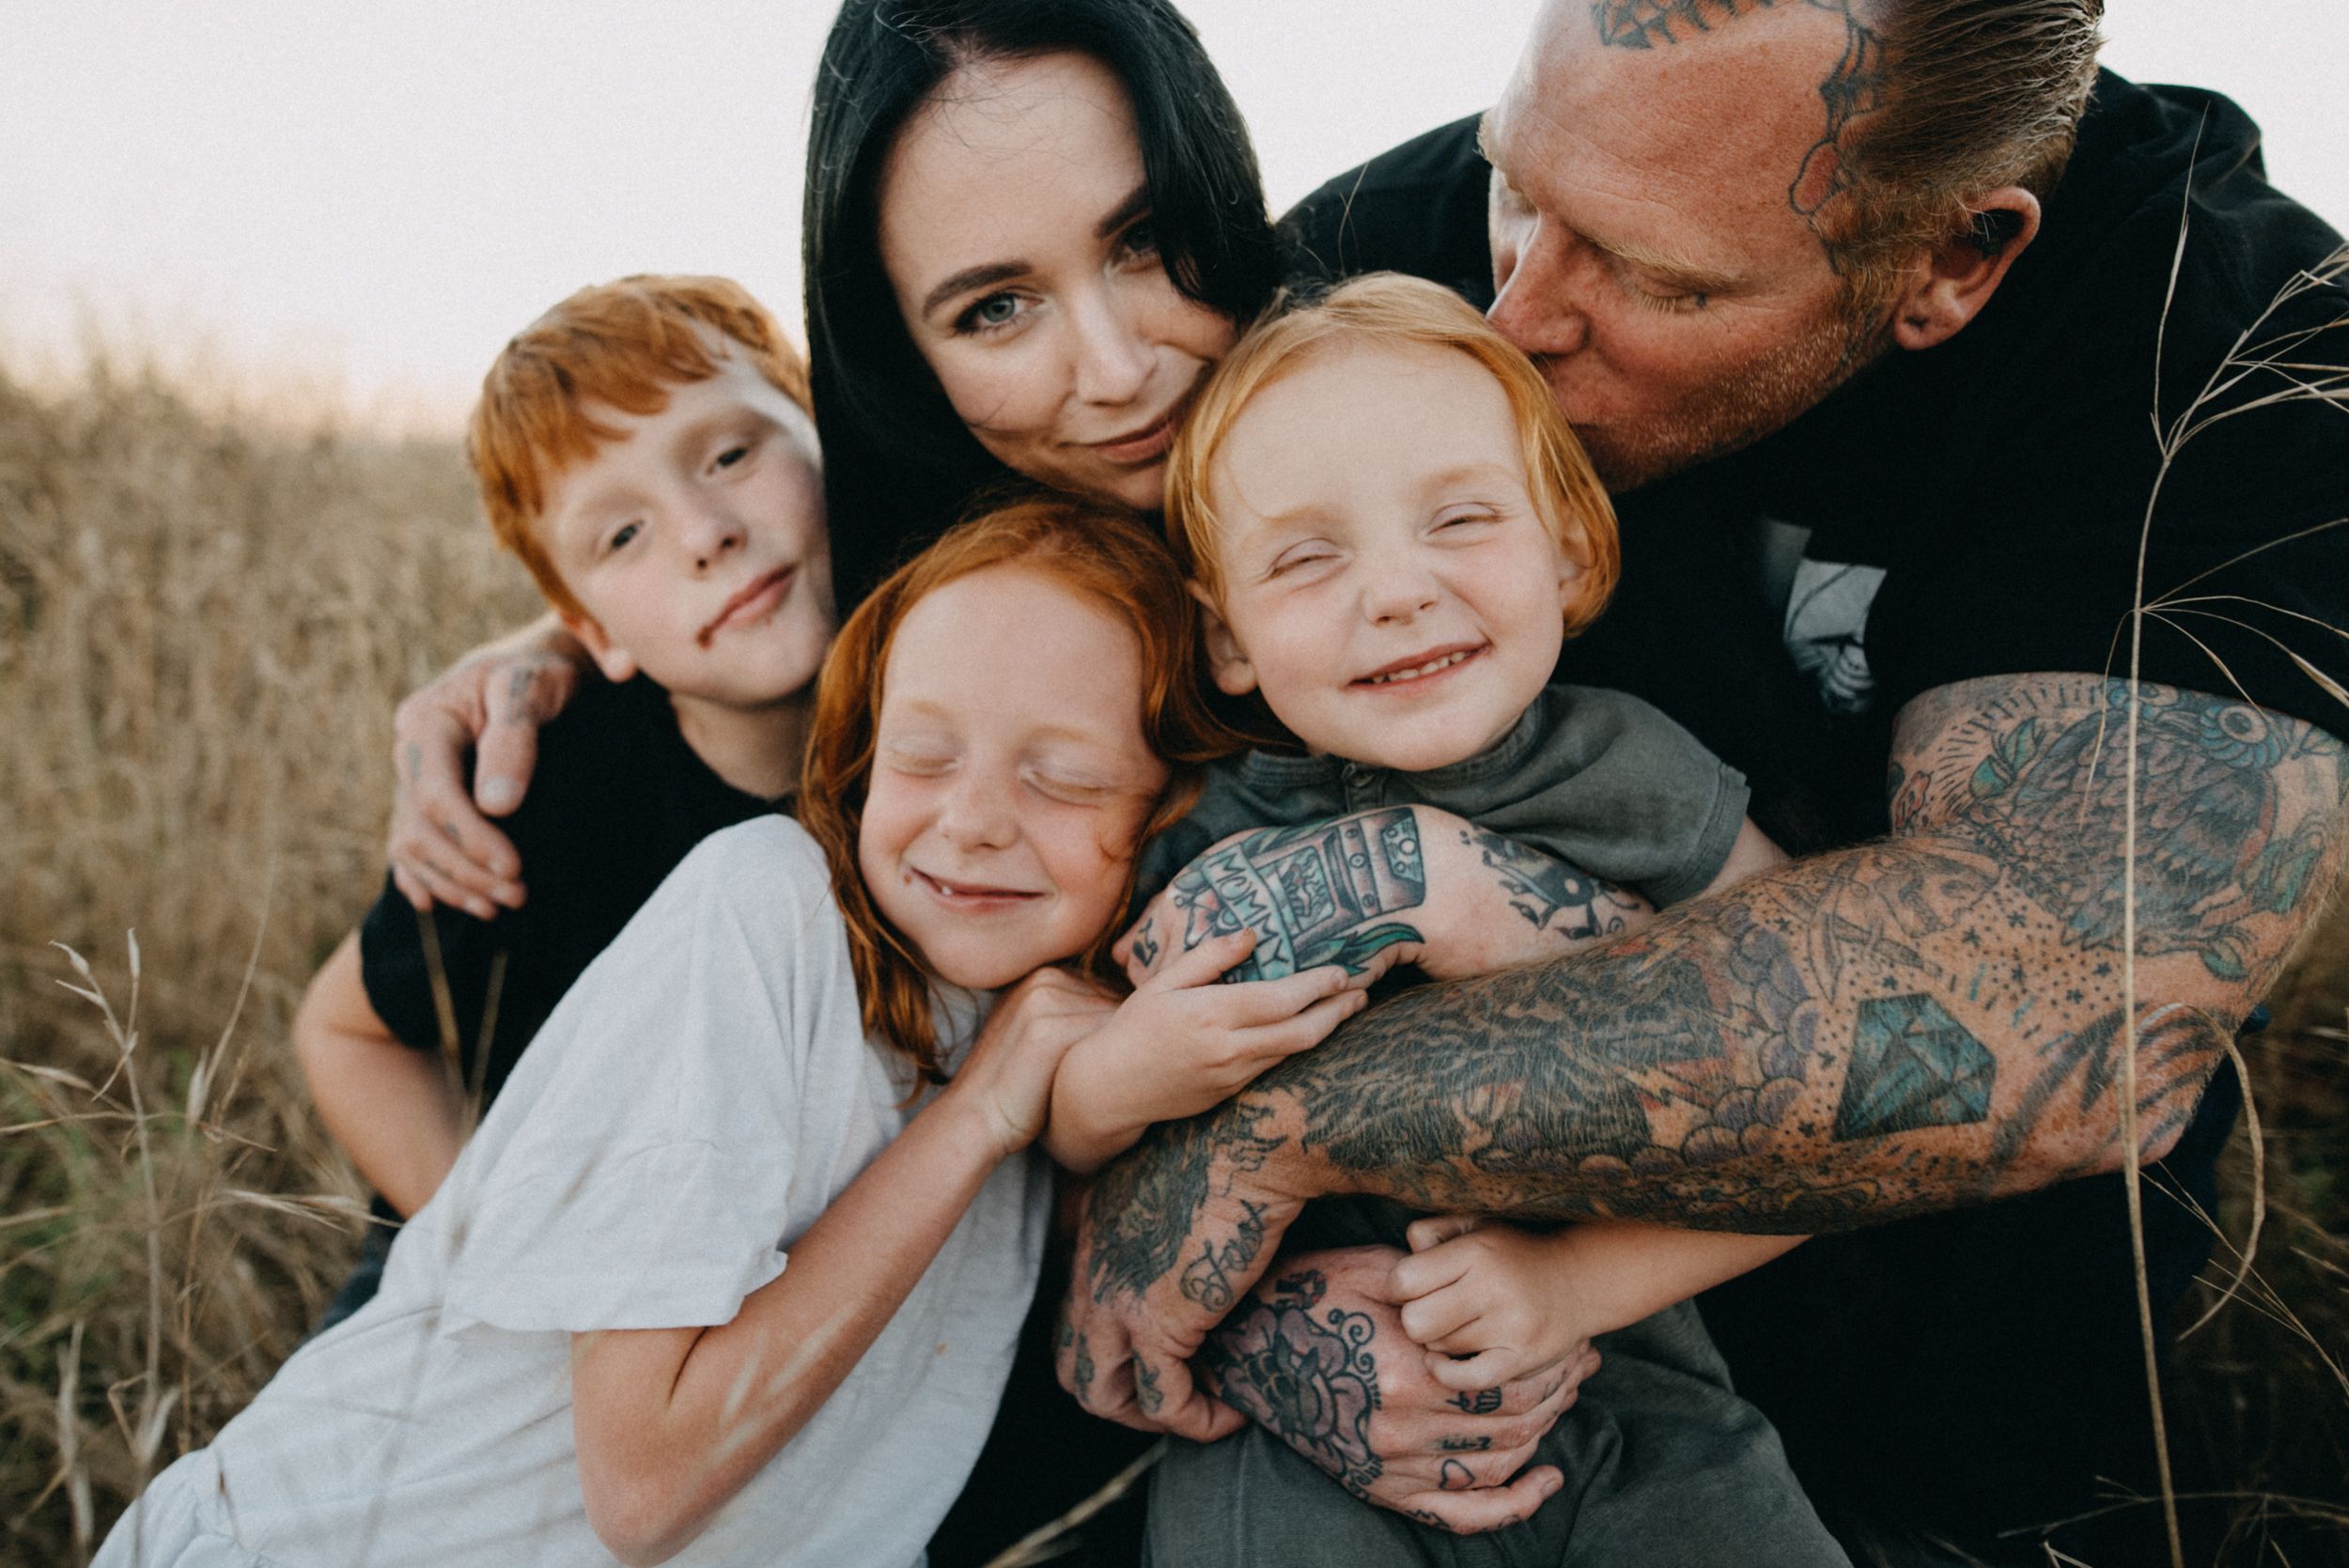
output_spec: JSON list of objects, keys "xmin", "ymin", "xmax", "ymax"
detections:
[{"xmin": 1068, "ymin": 289, "xmax": 1154, "ymax": 408}]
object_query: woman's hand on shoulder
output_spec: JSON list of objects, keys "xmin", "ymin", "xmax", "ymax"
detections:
[
  {"xmin": 387, "ymin": 615, "xmax": 589, "ymax": 917},
  {"xmin": 949, "ymin": 968, "xmax": 1116, "ymax": 1160},
  {"xmin": 1048, "ymin": 930, "xmax": 1369, "ymax": 1173}
]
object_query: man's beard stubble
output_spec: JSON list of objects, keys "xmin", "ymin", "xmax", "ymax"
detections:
[{"xmin": 1565, "ymin": 299, "xmax": 1894, "ymax": 494}]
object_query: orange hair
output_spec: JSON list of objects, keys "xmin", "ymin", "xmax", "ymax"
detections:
[
  {"xmin": 1164, "ymin": 272, "xmax": 1620, "ymax": 637},
  {"xmin": 798, "ymin": 491, "xmax": 1243, "ymax": 1079},
  {"xmin": 464, "ymin": 274, "xmax": 814, "ymax": 619}
]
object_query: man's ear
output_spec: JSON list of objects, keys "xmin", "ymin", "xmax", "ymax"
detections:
[
  {"xmin": 1888, "ymin": 187, "xmax": 2041, "ymax": 352},
  {"xmin": 557, "ymin": 607, "xmax": 637, "ymax": 685},
  {"xmin": 1189, "ymin": 582, "xmax": 1258, "ymax": 697}
]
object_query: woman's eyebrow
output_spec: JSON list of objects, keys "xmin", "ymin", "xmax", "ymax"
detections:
[
  {"xmin": 922, "ymin": 261, "xmax": 1027, "ymax": 319},
  {"xmin": 1095, "ymin": 182, "xmax": 1149, "ymax": 241}
]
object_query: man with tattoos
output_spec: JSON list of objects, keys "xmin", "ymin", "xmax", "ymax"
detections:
[{"xmin": 1065, "ymin": 1, "xmax": 2349, "ymax": 1560}]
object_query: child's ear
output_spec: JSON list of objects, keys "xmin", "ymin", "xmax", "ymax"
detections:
[
  {"xmin": 558, "ymin": 607, "xmax": 638, "ymax": 685},
  {"xmin": 1555, "ymin": 545, "xmax": 1589, "ymax": 618},
  {"xmin": 1189, "ymin": 582, "xmax": 1259, "ymax": 697}
]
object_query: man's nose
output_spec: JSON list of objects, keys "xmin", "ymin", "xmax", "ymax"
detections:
[
  {"xmin": 1487, "ymin": 222, "xmax": 1592, "ymax": 361},
  {"xmin": 1069, "ymin": 288, "xmax": 1154, "ymax": 408}
]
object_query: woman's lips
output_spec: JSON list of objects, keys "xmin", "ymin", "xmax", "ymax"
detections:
[
  {"xmin": 1087, "ymin": 401, "xmax": 1186, "ymax": 466},
  {"xmin": 698, "ymin": 564, "xmax": 795, "ymax": 646}
]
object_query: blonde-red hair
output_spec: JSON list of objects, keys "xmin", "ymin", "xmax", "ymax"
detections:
[
  {"xmin": 1164, "ymin": 272, "xmax": 1620, "ymax": 635},
  {"xmin": 465, "ymin": 274, "xmax": 813, "ymax": 620},
  {"xmin": 798, "ymin": 491, "xmax": 1243, "ymax": 1078}
]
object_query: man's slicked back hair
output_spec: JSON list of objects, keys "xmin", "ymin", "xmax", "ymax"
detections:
[{"xmin": 1838, "ymin": 0, "xmax": 2104, "ymax": 295}]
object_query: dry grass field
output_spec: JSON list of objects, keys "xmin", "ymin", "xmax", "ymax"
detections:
[{"xmin": 1, "ymin": 351, "xmax": 2344, "ymax": 1567}]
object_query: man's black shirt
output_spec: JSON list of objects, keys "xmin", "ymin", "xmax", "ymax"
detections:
[{"xmin": 1284, "ymin": 71, "xmax": 2349, "ymax": 1533}]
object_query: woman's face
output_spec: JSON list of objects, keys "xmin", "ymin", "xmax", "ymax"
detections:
[
  {"xmin": 878, "ymin": 51, "xmax": 1237, "ymax": 513},
  {"xmin": 857, "ymin": 564, "xmax": 1169, "ymax": 990}
]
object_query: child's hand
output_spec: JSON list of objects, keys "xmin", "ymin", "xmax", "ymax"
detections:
[
  {"xmin": 1389, "ymin": 1215, "xmax": 1603, "ymax": 1394},
  {"xmin": 949, "ymin": 968, "xmax": 1115, "ymax": 1159},
  {"xmin": 1048, "ymin": 929, "xmax": 1369, "ymax": 1172}
]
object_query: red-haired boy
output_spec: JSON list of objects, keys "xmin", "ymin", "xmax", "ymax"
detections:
[{"xmin": 294, "ymin": 276, "xmax": 833, "ymax": 1327}]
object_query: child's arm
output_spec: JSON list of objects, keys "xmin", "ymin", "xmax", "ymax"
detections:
[
  {"xmin": 568, "ymin": 969, "xmax": 1097, "ymax": 1568},
  {"xmin": 1046, "ymin": 929, "xmax": 1368, "ymax": 1173},
  {"xmin": 1389, "ymin": 1217, "xmax": 1804, "ymax": 1392},
  {"xmin": 292, "ymin": 932, "xmax": 466, "ymax": 1218}
]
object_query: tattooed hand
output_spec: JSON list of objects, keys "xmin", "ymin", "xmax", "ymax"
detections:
[
  {"xmin": 1117, "ymin": 808, "xmax": 1653, "ymax": 991},
  {"xmin": 1198, "ymin": 1248, "xmax": 1586, "ymax": 1532},
  {"xmin": 387, "ymin": 615, "xmax": 588, "ymax": 915}
]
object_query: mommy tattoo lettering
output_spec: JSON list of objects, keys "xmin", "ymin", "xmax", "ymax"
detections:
[
  {"xmin": 1170, "ymin": 811, "xmax": 1427, "ymax": 981},
  {"xmin": 1198, "ymin": 1269, "xmax": 1385, "ymax": 1499}
]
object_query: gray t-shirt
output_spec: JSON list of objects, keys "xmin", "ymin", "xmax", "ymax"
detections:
[{"xmin": 1140, "ymin": 684, "xmax": 1749, "ymax": 908}]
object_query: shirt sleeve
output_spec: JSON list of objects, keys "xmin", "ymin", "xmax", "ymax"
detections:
[
  {"xmin": 431, "ymin": 819, "xmax": 848, "ymax": 1334},
  {"xmin": 1477, "ymin": 688, "xmax": 1751, "ymax": 908}
]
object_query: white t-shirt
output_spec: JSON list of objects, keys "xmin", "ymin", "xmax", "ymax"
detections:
[{"xmin": 98, "ymin": 818, "xmax": 1050, "ymax": 1568}]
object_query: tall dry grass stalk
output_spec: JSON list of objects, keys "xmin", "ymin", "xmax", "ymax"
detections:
[{"xmin": 0, "ymin": 351, "xmax": 538, "ymax": 1564}]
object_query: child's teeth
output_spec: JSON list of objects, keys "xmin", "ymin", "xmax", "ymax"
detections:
[{"xmin": 1370, "ymin": 651, "xmax": 1470, "ymax": 685}]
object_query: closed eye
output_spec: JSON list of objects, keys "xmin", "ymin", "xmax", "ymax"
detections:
[{"xmin": 1267, "ymin": 544, "xmax": 1339, "ymax": 580}]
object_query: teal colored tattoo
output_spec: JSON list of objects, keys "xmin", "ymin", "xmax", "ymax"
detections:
[{"xmin": 1170, "ymin": 810, "xmax": 1426, "ymax": 981}]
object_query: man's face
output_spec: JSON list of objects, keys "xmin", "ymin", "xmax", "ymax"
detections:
[{"xmin": 1483, "ymin": 0, "xmax": 1890, "ymax": 491}]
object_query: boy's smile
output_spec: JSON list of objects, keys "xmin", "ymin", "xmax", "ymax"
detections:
[
  {"xmin": 1199, "ymin": 340, "xmax": 1584, "ymax": 773},
  {"xmin": 539, "ymin": 345, "xmax": 835, "ymax": 735}
]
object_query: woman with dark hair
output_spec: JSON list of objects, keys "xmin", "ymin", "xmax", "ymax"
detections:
[{"xmin": 802, "ymin": 0, "xmax": 1283, "ymax": 601}]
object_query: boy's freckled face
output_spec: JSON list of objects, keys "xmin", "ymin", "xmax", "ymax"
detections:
[
  {"xmin": 857, "ymin": 567, "xmax": 1168, "ymax": 990},
  {"xmin": 1202, "ymin": 342, "xmax": 1582, "ymax": 772},
  {"xmin": 539, "ymin": 346, "xmax": 835, "ymax": 714}
]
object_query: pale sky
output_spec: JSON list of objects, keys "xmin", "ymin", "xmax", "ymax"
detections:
[{"xmin": 5, "ymin": 1, "xmax": 2342, "ymax": 434}]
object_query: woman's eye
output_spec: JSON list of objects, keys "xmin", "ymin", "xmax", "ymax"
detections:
[
  {"xmin": 608, "ymin": 521, "xmax": 641, "ymax": 552},
  {"xmin": 1436, "ymin": 509, "xmax": 1498, "ymax": 531},
  {"xmin": 712, "ymin": 441, "xmax": 752, "ymax": 471},
  {"xmin": 1119, "ymin": 220, "xmax": 1160, "ymax": 260},
  {"xmin": 957, "ymin": 293, "xmax": 1028, "ymax": 334}
]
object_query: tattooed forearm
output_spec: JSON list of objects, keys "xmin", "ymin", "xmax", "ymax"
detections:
[
  {"xmin": 1463, "ymin": 827, "xmax": 1647, "ymax": 940},
  {"xmin": 1197, "ymin": 1269, "xmax": 1385, "ymax": 1499},
  {"xmin": 1100, "ymin": 678, "xmax": 2346, "ymax": 1245},
  {"xmin": 1170, "ymin": 810, "xmax": 1427, "ymax": 980}
]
